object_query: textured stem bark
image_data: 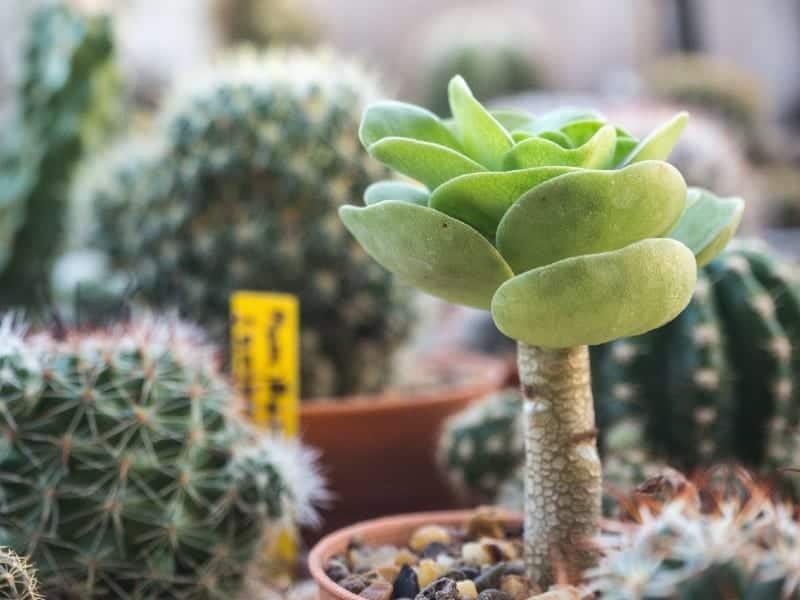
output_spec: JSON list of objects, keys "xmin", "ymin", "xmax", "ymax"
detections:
[{"xmin": 518, "ymin": 342, "xmax": 601, "ymax": 587}]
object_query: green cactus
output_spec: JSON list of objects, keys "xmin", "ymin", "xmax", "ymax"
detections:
[
  {"xmin": 339, "ymin": 75, "xmax": 742, "ymax": 585},
  {"xmin": 78, "ymin": 49, "xmax": 412, "ymax": 399},
  {"xmin": 0, "ymin": 547, "xmax": 42, "ymax": 600},
  {"xmin": 212, "ymin": 0, "xmax": 319, "ymax": 47},
  {"xmin": 0, "ymin": 3, "xmax": 122, "ymax": 310},
  {"xmin": 584, "ymin": 472, "xmax": 800, "ymax": 599},
  {"xmin": 0, "ymin": 315, "xmax": 324, "ymax": 599}
]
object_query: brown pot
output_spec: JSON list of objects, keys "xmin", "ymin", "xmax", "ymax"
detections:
[
  {"xmin": 308, "ymin": 510, "xmax": 523, "ymax": 600},
  {"xmin": 300, "ymin": 353, "xmax": 508, "ymax": 535}
]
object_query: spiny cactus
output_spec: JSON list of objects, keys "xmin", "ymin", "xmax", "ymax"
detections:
[
  {"xmin": 416, "ymin": 6, "xmax": 543, "ymax": 115},
  {"xmin": 585, "ymin": 470, "xmax": 800, "ymax": 599},
  {"xmin": 339, "ymin": 74, "xmax": 742, "ymax": 585},
  {"xmin": 78, "ymin": 48, "xmax": 412, "ymax": 399},
  {"xmin": 0, "ymin": 3, "xmax": 121, "ymax": 309},
  {"xmin": 0, "ymin": 547, "xmax": 42, "ymax": 600},
  {"xmin": 212, "ymin": 0, "xmax": 319, "ymax": 47},
  {"xmin": 0, "ymin": 315, "xmax": 324, "ymax": 599}
]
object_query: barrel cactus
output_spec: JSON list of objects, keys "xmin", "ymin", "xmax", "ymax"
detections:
[
  {"xmin": 0, "ymin": 2, "xmax": 121, "ymax": 309},
  {"xmin": 212, "ymin": 0, "xmax": 319, "ymax": 47},
  {"xmin": 0, "ymin": 547, "xmax": 41, "ymax": 600},
  {"xmin": 79, "ymin": 48, "xmax": 412, "ymax": 399},
  {"xmin": 339, "ymin": 75, "xmax": 742, "ymax": 585},
  {"xmin": 0, "ymin": 315, "xmax": 324, "ymax": 599}
]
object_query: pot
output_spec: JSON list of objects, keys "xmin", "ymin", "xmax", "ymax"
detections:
[
  {"xmin": 308, "ymin": 510, "xmax": 522, "ymax": 600},
  {"xmin": 300, "ymin": 353, "xmax": 508, "ymax": 535}
]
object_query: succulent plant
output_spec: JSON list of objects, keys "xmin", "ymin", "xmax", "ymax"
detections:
[
  {"xmin": 585, "ymin": 470, "xmax": 800, "ymax": 599},
  {"xmin": 339, "ymin": 75, "xmax": 742, "ymax": 585},
  {"xmin": 0, "ymin": 547, "xmax": 42, "ymax": 600},
  {"xmin": 79, "ymin": 48, "xmax": 413, "ymax": 399},
  {"xmin": 212, "ymin": 0, "xmax": 319, "ymax": 47},
  {"xmin": 0, "ymin": 2, "xmax": 122, "ymax": 310},
  {"xmin": 0, "ymin": 315, "xmax": 324, "ymax": 599},
  {"xmin": 416, "ymin": 6, "xmax": 543, "ymax": 115}
]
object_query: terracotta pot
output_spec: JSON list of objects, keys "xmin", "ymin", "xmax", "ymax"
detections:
[
  {"xmin": 300, "ymin": 353, "xmax": 508, "ymax": 535},
  {"xmin": 309, "ymin": 510, "xmax": 523, "ymax": 600}
]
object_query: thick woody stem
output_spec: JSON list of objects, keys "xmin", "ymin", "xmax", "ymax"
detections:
[{"xmin": 518, "ymin": 342, "xmax": 601, "ymax": 587}]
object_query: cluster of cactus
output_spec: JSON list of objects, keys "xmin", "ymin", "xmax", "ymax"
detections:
[
  {"xmin": 0, "ymin": 547, "xmax": 41, "ymax": 600},
  {"xmin": 441, "ymin": 241, "xmax": 800, "ymax": 503},
  {"xmin": 584, "ymin": 470, "xmax": 800, "ymax": 599},
  {"xmin": 416, "ymin": 6, "xmax": 543, "ymax": 115},
  {"xmin": 0, "ymin": 315, "xmax": 324, "ymax": 599},
  {"xmin": 0, "ymin": 2, "xmax": 121, "ymax": 309},
  {"xmin": 76, "ymin": 48, "xmax": 413, "ymax": 399},
  {"xmin": 212, "ymin": 0, "xmax": 319, "ymax": 47}
]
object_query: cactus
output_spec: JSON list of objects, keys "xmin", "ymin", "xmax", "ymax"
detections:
[
  {"xmin": 584, "ymin": 470, "xmax": 800, "ymax": 599},
  {"xmin": 416, "ymin": 7, "xmax": 543, "ymax": 115},
  {"xmin": 0, "ymin": 547, "xmax": 42, "ymax": 600},
  {"xmin": 339, "ymin": 75, "xmax": 742, "ymax": 585},
  {"xmin": 212, "ymin": 0, "xmax": 319, "ymax": 47},
  {"xmin": 78, "ymin": 49, "xmax": 413, "ymax": 399},
  {"xmin": 0, "ymin": 3, "xmax": 122, "ymax": 309},
  {"xmin": 0, "ymin": 315, "xmax": 325, "ymax": 599}
]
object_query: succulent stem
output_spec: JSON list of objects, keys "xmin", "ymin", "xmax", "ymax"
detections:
[{"xmin": 517, "ymin": 342, "xmax": 601, "ymax": 586}]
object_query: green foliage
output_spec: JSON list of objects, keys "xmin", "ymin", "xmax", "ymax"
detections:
[
  {"xmin": 0, "ymin": 547, "xmax": 42, "ymax": 600},
  {"xmin": 0, "ymin": 3, "xmax": 122, "ymax": 309},
  {"xmin": 341, "ymin": 76, "xmax": 743, "ymax": 348},
  {"xmin": 0, "ymin": 315, "xmax": 323, "ymax": 599},
  {"xmin": 79, "ymin": 49, "xmax": 413, "ymax": 399}
]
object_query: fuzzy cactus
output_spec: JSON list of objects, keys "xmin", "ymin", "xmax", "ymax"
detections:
[
  {"xmin": 0, "ymin": 2, "xmax": 121, "ymax": 309},
  {"xmin": 585, "ymin": 471, "xmax": 800, "ymax": 599},
  {"xmin": 0, "ymin": 547, "xmax": 42, "ymax": 600},
  {"xmin": 339, "ymin": 75, "xmax": 742, "ymax": 585},
  {"xmin": 78, "ymin": 49, "xmax": 412, "ymax": 399},
  {"xmin": 0, "ymin": 315, "xmax": 324, "ymax": 599}
]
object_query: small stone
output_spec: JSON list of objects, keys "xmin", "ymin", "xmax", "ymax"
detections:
[
  {"xmin": 466, "ymin": 507, "xmax": 507, "ymax": 540},
  {"xmin": 461, "ymin": 542, "xmax": 492, "ymax": 566},
  {"xmin": 360, "ymin": 581, "xmax": 393, "ymax": 600},
  {"xmin": 456, "ymin": 580, "xmax": 478, "ymax": 599},
  {"xmin": 376, "ymin": 566, "xmax": 401, "ymax": 582},
  {"xmin": 393, "ymin": 564, "xmax": 420, "ymax": 599},
  {"xmin": 527, "ymin": 585, "xmax": 582, "ymax": 600},
  {"xmin": 421, "ymin": 541, "xmax": 449, "ymax": 559},
  {"xmin": 474, "ymin": 563, "xmax": 507, "ymax": 591},
  {"xmin": 416, "ymin": 577, "xmax": 459, "ymax": 600},
  {"xmin": 410, "ymin": 526, "xmax": 452, "ymax": 553},
  {"xmin": 476, "ymin": 591, "xmax": 513, "ymax": 600},
  {"xmin": 479, "ymin": 538, "xmax": 518, "ymax": 561},
  {"xmin": 325, "ymin": 558, "xmax": 350, "ymax": 582},
  {"xmin": 394, "ymin": 549, "xmax": 419, "ymax": 567},
  {"xmin": 460, "ymin": 567, "xmax": 480, "ymax": 580},
  {"xmin": 441, "ymin": 570, "xmax": 467, "ymax": 582},
  {"xmin": 504, "ymin": 562, "xmax": 525, "ymax": 576},
  {"xmin": 500, "ymin": 575, "xmax": 538, "ymax": 600},
  {"xmin": 341, "ymin": 574, "xmax": 368, "ymax": 594},
  {"xmin": 416, "ymin": 559, "xmax": 447, "ymax": 589}
]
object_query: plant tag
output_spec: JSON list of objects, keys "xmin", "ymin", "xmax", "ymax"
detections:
[{"xmin": 230, "ymin": 290, "xmax": 300, "ymax": 572}]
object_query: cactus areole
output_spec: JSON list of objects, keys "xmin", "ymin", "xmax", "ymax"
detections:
[{"xmin": 339, "ymin": 76, "xmax": 743, "ymax": 585}]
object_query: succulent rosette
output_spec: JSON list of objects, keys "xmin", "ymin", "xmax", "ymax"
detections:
[{"xmin": 340, "ymin": 76, "xmax": 743, "ymax": 348}]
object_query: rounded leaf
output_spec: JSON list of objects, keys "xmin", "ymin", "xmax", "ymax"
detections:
[
  {"xmin": 621, "ymin": 111, "xmax": 688, "ymax": 165},
  {"xmin": 491, "ymin": 238, "xmax": 698, "ymax": 347},
  {"xmin": 513, "ymin": 108, "xmax": 604, "ymax": 137},
  {"xmin": 360, "ymin": 100, "xmax": 461, "ymax": 150},
  {"xmin": 496, "ymin": 161, "xmax": 687, "ymax": 272},
  {"xmin": 364, "ymin": 180, "xmax": 430, "ymax": 206},
  {"xmin": 339, "ymin": 201, "xmax": 513, "ymax": 309},
  {"xmin": 429, "ymin": 166, "xmax": 578, "ymax": 240},
  {"xmin": 502, "ymin": 124, "xmax": 617, "ymax": 170}
]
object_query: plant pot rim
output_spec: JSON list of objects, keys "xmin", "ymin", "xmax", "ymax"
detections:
[
  {"xmin": 308, "ymin": 509, "xmax": 523, "ymax": 600},
  {"xmin": 301, "ymin": 352, "xmax": 508, "ymax": 416}
]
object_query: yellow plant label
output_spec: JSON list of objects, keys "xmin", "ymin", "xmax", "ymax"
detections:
[{"xmin": 230, "ymin": 290, "xmax": 300, "ymax": 571}]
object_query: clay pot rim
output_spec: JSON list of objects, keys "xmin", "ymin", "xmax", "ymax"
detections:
[
  {"xmin": 301, "ymin": 352, "xmax": 509, "ymax": 416},
  {"xmin": 308, "ymin": 509, "xmax": 523, "ymax": 600}
]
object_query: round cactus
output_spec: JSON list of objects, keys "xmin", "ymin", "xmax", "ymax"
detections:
[
  {"xmin": 79, "ymin": 48, "xmax": 413, "ymax": 399},
  {"xmin": 0, "ymin": 2, "xmax": 121, "ymax": 309},
  {"xmin": 0, "ymin": 547, "xmax": 41, "ymax": 600},
  {"xmin": 0, "ymin": 315, "xmax": 324, "ymax": 599},
  {"xmin": 212, "ymin": 0, "xmax": 319, "ymax": 47}
]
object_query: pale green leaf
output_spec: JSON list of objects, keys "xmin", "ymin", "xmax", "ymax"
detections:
[
  {"xmin": 621, "ymin": 111, "xmax": 689, "ymax": 165},
  {"xmin": 364, "ymin": 180, "xmax": 430, "ymax": 206},
  {"xmin": 502, "ymin": 124, "xmax": 617, "ymax": 170},
  {"xmin": 359, "ymin": 100, "xmax": 461, "ymax": 150}
]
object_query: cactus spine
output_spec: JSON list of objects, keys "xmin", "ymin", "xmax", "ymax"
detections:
[{"xmin": 0, "ymin": 548, "xmax": 42, "ymax": 600}]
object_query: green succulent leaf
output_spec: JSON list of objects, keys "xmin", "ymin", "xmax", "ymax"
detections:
[
  {"xmin": 512, "ymin": 107, "xmax": 604, "ymax": 137},
  {"xmin": 621, "ymin": 111, "xmax": 689, "ymax": 165},
  {"xmin": 490, "ymin": 109, "xmax": 536, "ymax": 132},
  {"xmin": 364, "ymin": 180, "xmax": 430, "ymax": 206},
  {"xmin": 502, "ymin": 124, "xmax": 617, "ymax": 170},
  {"xmin": 429, "ymin": 166, "xmax": 579, "ymax": 240},
  {"xmin": 536, "ymin": 130, "xmax": 573, "ymax": 147},
  {"xmin": 560, "ymin": 120, "xmax": 608, "ymax": 147},
  {"xmin": 491, "ymin": 238, "xmax": 697, "ymax": 347},
  {"xmin": 359, "ymin": 100, "xmax": 461, "ymax": 150},
  {"xmin": 496, "ymin": 161, "xmax": 687, "ymax": 272},
  {"xmin": 339, "ymin": 201, "xmax": 513, "ymax": 309},
  {"xmin": 612, "ymin": 135, "xmax": 639, "ymax": 166},
  {"xmin": 448, "ymin": 76, "xmax": 514, "ymax": 170},
  {"xmin": 368, "ymin": 137, "xmax": 486, "ymax": 190},
  {"xmin": 668, "ymin": 187, "xmax": 744, "ymax": 267}
]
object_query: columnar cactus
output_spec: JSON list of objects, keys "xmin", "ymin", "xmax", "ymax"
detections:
[
  {"xmin": 79, "ymin": 49, "xmax": 412, "ymax": 399},
  {"xmin": 0, "ymin": 315, "xmax": 324, "ymax": 599},
  {"xmin": 0, "ymin": 2, "xmax": 121, "ymax": 309},
  {"xmin": 0, "ymin": 547, "xmax": 42, "ymax": 600},
  {"xmin": 339, "ymin": 75, "xmax": 742, "ymax": 585}
]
